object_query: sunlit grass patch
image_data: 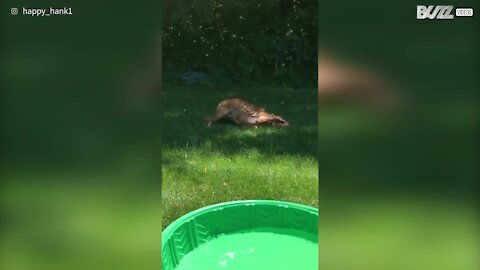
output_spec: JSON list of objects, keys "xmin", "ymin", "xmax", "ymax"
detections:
[{"xmin": 161, "ymin": 83, "xmax": 318, "ymax": 228}]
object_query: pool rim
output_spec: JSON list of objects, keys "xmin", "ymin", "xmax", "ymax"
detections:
[{"xmin": 161, "ymin": 200, "xmax": 318, "ymax": 248}]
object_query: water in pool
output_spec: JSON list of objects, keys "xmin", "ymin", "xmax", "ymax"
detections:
[{"xmin": 176, "ymin": 229, "xmax": 318, "ymax": 270}]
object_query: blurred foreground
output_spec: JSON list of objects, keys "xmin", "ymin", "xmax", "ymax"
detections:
[
  {"xmin": 1, "ymin": 2, "xmax": 162, "ymax": 269},
  {"xmin": 319, "ymin": 1, "xmax": 479, "ymax": 269}
]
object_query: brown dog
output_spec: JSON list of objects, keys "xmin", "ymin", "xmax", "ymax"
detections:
[{"xmin": 208, "ymin": 98, "xmax": 288, "ymax": 128}]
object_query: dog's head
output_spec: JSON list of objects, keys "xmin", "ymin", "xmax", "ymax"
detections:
[{"xmin": 271, "ymin": 114, "xmax": 289, "ymax": 127}]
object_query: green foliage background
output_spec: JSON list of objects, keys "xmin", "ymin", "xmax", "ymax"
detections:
[{"xmin": 162, "ymin": 0, "xmax": 317, "ymax": 87}]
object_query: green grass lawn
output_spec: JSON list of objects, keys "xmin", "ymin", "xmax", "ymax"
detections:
[{"xmin": 161, "ymin": 82, "xmax": 318, "ymax": 228}]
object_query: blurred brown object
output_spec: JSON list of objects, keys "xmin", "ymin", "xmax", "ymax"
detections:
[{"xmin": 318, "ymin": 49, "xmax": 400, "ymax": 109}]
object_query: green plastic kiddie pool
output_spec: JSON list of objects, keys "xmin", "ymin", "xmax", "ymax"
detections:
[{"xmin": 162, "ymin": 200, "xmax": 318, "ymax": 270}]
